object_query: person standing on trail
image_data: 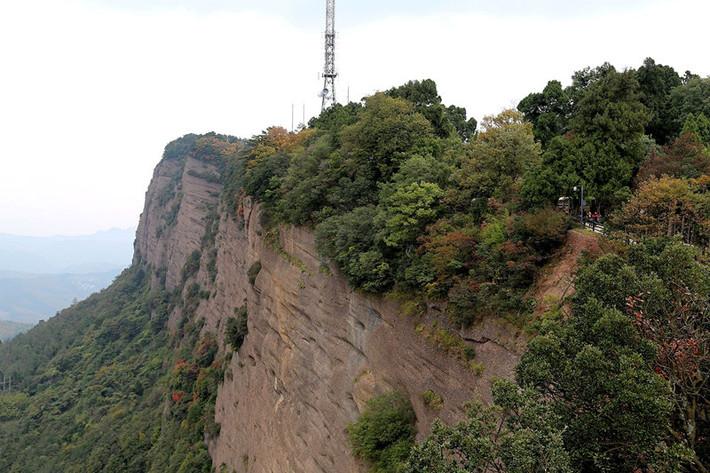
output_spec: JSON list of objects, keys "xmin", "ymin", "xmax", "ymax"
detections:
[{"xmin": 591, "ymin": 211, "xmax": 601, "ymax": 232}]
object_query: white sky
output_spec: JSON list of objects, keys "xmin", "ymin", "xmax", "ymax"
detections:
[{"xmin": 0, "ymin": 0, "xmax": 708, "ymax": 236}]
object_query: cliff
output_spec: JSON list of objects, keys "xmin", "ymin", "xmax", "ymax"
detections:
[{"xmin": 134, "ymin": 136, "xmax": 524, "ymax": 473}]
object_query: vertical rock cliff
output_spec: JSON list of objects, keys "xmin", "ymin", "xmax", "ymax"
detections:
[{"xmin": 134, "ymin": 136, "xmax": 524, "ymax": 473}]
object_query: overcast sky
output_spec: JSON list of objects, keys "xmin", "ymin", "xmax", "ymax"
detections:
[{"xmin": 0, "ymin": 0, "xmax": 708, "ymax": 236}]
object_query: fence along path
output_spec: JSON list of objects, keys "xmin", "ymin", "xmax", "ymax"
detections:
[
  {"xmin": 581, "ymin": 219, "xmax": 706, "ymax": 255},
  {"xmin": 0, "ymin": 372, "xmax": 13, "ymax": 393},
  {"xmin": 584, "ymin": 220, "xmax": 605, "ymax": 234}
]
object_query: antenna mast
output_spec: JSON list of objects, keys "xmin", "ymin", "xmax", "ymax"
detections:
[{"xmin": 321, "ymin": 0, "xmax": 337, "ymax": 110}]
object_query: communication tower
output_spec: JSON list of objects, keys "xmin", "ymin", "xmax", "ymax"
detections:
[{"xmin": 320, "ymin": 0, "xmax": 337, "ymax": 110}]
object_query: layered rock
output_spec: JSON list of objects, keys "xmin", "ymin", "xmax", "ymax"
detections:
[
  {"xmin": 134, "ymin": 148, "xmax": 222, "ymax": 290},
  {"xmin": 134, "ymin": 147, "xmax": 524, "ymax": 473}
]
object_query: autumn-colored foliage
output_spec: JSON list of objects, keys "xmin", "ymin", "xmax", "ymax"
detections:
[
  {"xmin": 247, "ymin": 126, "xmax": 317, "ymax": 167},
  {"xmin": 611, "ymin": 175, "xmax": 710, "ymax": 248},
  {"xmin": 194, "ymin": 135, "xmax": 240, "ymax": 162},
  {"xmin": 419, "ymin": 224, "xmax": 478, "ymax": 288}
]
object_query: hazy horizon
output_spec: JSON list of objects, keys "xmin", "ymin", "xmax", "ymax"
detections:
[
  {"xmin": 1, "ymin": 0, "xmax": 709, "ymax": 236},
  {"xmin": 0, "ymin": 227, "xmax": 135, "ymax": 239},
  {"xmin": 0, "ymin": 227, "xmax": 135, "ymax": 323},
  {"xmin": 0, "ymin": 227, "xmax": 135, "ymax": 273}
]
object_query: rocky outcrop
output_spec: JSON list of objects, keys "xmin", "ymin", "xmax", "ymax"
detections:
[
  {"xmin": 134, "ymin": 150, "xmax": 222, "ymax": 291},
  {"xmin": 134, "ymin": 149, "xmax": 524, "ymax": 473}
]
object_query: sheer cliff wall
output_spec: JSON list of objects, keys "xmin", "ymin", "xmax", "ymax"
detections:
[{"xmin": 134, "ymin": 147, "xmax": 524, "ymax": 473}]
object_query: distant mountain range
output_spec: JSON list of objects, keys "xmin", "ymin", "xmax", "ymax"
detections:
[
  {"xmin": 0, "ymin": 320, "xmax": 32, "ymax": 342},
  {"xmin": 0, "ymin": 228, "xmax": 134, "ymax": 274},
  {"xmin": 0, "ymin": 270, "xmax": 122, "ymax": 324},
  {"xmin": 0, "ymin": 228, "xmax": 134, "ymax": 326}
]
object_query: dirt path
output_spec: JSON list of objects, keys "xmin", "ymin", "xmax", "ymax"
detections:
[{"xmin": 530, "ymin": 229, "xmax": 601, "ymax": 316}]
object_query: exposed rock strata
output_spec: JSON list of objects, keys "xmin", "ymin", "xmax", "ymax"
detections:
[
  {"xmin": 134, "ymin": 152, "xmax": 222, "ymax": 291},
  {"xmin": 135, "ymin": 152, "xmax": 523, "ymax": 473}
]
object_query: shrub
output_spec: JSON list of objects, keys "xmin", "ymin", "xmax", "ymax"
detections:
[
  {"xmin": 347, "ymin": 392, "xmax": 416, "ymax": 473},
  {"xmin": 243, "ymin": 151, "xmax": 289, "ymax": 206},
  {"xmin": 247, "ymin": 261, "xmax": 262, "ymax": 285},
  {"xmin": 182, "ymin": 250, "xmax": 202, "ymax": 283},
  {"xmin": 514, "ymin": 207, "xmax": 570, "ymax": 253},
  {"xmin": 206, "ymin": 248, "xmax": 218, "ymax": 283},
  {"xmin": 416, "ymin": 322, "xmax": 476, "ymax": 364},
  {"xmin": 315, "ymin": 207, "xmax": 393, "ymax": 292},
  {"xmin": 194, "ymin": 334, "xmax": 218, "ymax": 368},
  {"xmin": 468, "ymin": 360, "xmax": 485, "ymax": 376},
  {"xmin": 374, "ymin": 181, "xmax": 444, "ymax": 248},
  {"xmin": 164, "ymin": 200, "xmax": 182, "ymax": 228},
  {"xmin": 421, "ymin": 390, "xmax": 443, "ymax": 410},
  {"xmin": 447, "ymin": 279, "xmax": 478, "ymax": 327},
  {"xmin": 182, "ymin": 283, "xmax": 204, "ymax": 317},
  {"xmin": 225, "ymin": 306, "xmax": 248, "ymax": 351}
]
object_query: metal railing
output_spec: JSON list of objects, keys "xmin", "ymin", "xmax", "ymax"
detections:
[{"xmin": 583, "ymin": 220, "xmax": 605, "ymax": 235}]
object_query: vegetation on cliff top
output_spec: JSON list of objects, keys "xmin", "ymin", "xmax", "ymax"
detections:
[
  {"xmin": 236, "ymin": 60, "xmax": 708, "ymax": 323},
  {"xmin": 233, "ymin": 58, "xmax": 708, "ymax": 473},
  {"xmin": 239, "ymin": 85, "xmax": 570, "ymax": 326}
]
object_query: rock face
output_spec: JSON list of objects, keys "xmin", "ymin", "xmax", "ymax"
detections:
[
  {"xmin": 134, "ymin": 149, "xmax": 222, "ymax": 291},
  {"xmin": 135, "ymin": 148, "xmax": 523, "ymax": 473}
]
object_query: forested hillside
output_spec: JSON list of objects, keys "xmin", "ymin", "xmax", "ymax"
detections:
[
  {"xmin": 0, "ymin": 58, "xmax": 708, "ymax": 473},
  {"xmin": 0, "ymin": 266, "xmax": 224, "ymax": 472}
]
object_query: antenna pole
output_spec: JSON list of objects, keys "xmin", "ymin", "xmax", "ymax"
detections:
[{"xmin": 321, "ymin": 0, "xmax": 337, "ymax": 111}]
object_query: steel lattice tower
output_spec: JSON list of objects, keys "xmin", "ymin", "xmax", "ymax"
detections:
[{"xmin": 321, "ymin": 0, "xmax": 337, "ymax": 110}]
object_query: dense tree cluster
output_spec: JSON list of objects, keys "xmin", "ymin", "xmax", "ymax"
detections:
[
  {"xmin": 0, "ymin": 267, "xmax": 222, "ymax": 472},
  {"xmin": 610, "ymin": 175, "xmax": 709, "ymax": 247},
  {"xmin": 240, "ymin": 82, "xmax": 568, "ymax": 325},
  {"xmin": 519, "ymin": 58, "xmax": 710, "ymax": 217},
  {"xmin": 406, "ymin": 239, "xmax": 708, "ymax": 473}
]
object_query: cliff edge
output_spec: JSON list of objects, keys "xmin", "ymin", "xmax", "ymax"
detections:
[{"xmin": 133, "ymin": 135, "xmax": 525, "ymax": 473}]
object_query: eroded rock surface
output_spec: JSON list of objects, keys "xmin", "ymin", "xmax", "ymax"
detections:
[
  {"xmin": 135, "ymin": 152, "xmax": 524, "ymax": 473},
  {"xmin": 134, "ymin": 151, "xmax": 222, "ymax": 290},
  {"xmin": 205, "ymin": 200, "xmax": 521, "ymax": 473}
]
